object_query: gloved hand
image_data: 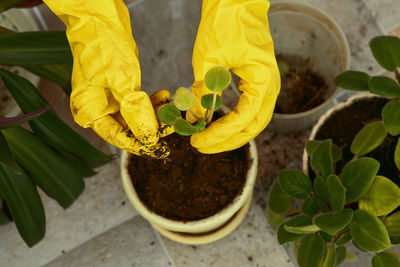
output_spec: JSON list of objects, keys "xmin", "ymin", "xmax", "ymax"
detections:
[
  {"xmin": 42, "ymin": 0, "xmax": 170, "ymax": 158},
  {"xmin": 189, "ymin": 0, "xmax": 281, "ymax": 154}
]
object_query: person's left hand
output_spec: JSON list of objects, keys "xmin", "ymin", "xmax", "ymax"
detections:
[{"xmin": 188, "ymin": 0, "xmax": 280, "ymax": 154}]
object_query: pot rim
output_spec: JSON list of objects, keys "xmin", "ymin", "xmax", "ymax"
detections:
[
  {"xmin": 302, "ymin": 93, "xmax": 381, "ymax": 175},
  {"xmin": 270, "ymin": 1, "xmax": 351, "ymax": 118}
]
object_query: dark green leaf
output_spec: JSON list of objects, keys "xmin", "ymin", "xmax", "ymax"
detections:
[
  {"xmin": 278, "ymin": 170, "xmax": 312, "ymax": 198},
  {"xmin": 372, "ymin": 252, "xmax": 400, "ymax": 267},
  {"xmin": 310, "ymin": 139, "xmax": 333, "ymax": 177},
  {"xmin": 268, "ymin": 180, "xmax": 292, "ymax": 214},
  {"xmin": 341, "ymin": 157, "xmax": 380, "ymax": 200},
  {"xmin": 0, "ymin": 31, "xmax": 72, "ymax": 65},
  {"xmin": 334, "ymin": 70, "xmax": 370, "ymax": 91},
  {"xmin": 204, "ymin": 66, "xmax": 231, "ymax": 92},
  {"xmin": 0, "ymin": 0, "xmax": 25, "ymax": 13},
  {"xmin": 369, "ymin": 76, "xmax": 400, "ymax": 97},
  {"xmin": 395, "ymin": 138, "xmax": 400, "ymax": 171},
  {"xmin": 314, "ymin": 209, "xmax": 353, "ymax": 235},
  {"xmin": 0, "ymin": 163, "xmax": 45, "ymax": 247},
  {"xmin": 277, "ymin": 215, "xmax": 312, "ymax": 244},
  {"xmin": 306, "ymin": 140, "xmax": 342, "ymax": 163},
  {"xmin": 370, "ymin": 36, "xmax": 400, "ymax": 71},
  {"xmin": 323, "ymin": 246, "xmax": 336, "ymax": 267},
  {"xmin": 391, "ymin": 236, "xmax": 400, "ymax": 244},
  {"xmin": 58, "ymin": 151, "xmax": 97, "ymax": 178},
  {"xmin": 157, "ymin": 103, "xmax": 181, "ymax": 126},
  {"xmin": 350, "ymin": 209, "xmax": 391, "ymax": 252},
  {"xmin": 0, "ymin": 68, "xmax": 113, "ymax": 166},
  {"xmin": 194, "ymin": 118, "xmax": 206, "ymax": 131},
  {"xmin": 336, "ymin": 232, "xmax": 352, "ymax": 246},
  {"xmin": 317, "ymin": 198, "xmax": 330, "ymax": 212},
  {"xmin": 3, "ymin": 126, "xmax": 85, "ymax": 209},
  {"xmin": 201, "ymin": 94, "xmax": 222, "ymax": 110},
  {"xmin": 327, "ymin": 174, "xmax": 346, "ymax": 211},
  {"xmin": 314, "ymin": 176, "xmax": 330, "ymax": 201},
  {"xmin": 297, "ymin": 234, "xmax": 325, "ymax": 267},
  {"xmin": 351, "ymin": 121, "xmax": 388, "ymax": 156},
  {"xmin": 0, "ymin": 131, "xmax": 20, "ymax": 173},
  {"xmin": 302, "ymin": 197, "xmax": 320, "ymax": 217},
  {"xmin": 359, "ymin": 176, "xmax": 400, "ymax": 216},
  {"xmin": 384, "ymin": 211, "xmax": 400, "ymax": 238},
  {"xmin": 382, "ymin": 100, "xmax": 400, "ymax": 136},
  {"xmin": 320, "ymin": 231, "xmax": 333, "ymax": 242},
  {"xmin": 173, "ymin": 119, "xmax": 198, "ymax": 136},
  {"xmin": 335, "ymin": 246, "xmax": 347, "ymax": 266}
]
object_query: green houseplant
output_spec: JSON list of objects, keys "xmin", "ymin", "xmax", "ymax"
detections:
[{"xmin": 0, "ymin": 1, "xmax": 112, "ymax": 247}]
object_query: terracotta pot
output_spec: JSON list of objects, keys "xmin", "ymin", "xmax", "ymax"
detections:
[
  {"xmin": 120, "ymin": 110, "xmax": 258, "ymax": 244},
  {"xmin": 267, "ymin": 1, "xmax": 350, "ymax": 133}
]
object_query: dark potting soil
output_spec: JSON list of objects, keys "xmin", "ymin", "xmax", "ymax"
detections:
[
  {"xmin": 275, "ymin": 54, "xmax": 328, "ymax": 114},
  {"xmin": 128, "ymin": 133, "xmax": 250, "ymax": 221},
  {"xmin": 313, "ymin": 97, "xmax": 400, "ymax": 186}
]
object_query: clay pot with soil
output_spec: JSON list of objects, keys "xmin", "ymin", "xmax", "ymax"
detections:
[{"xmin": 267, "ymin": 2, "xmax": 350, "ymax": 133}]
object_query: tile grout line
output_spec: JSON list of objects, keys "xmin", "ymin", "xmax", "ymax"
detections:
[
  {"xmin": 152, "ymin": 227, "xmax": 178, "ymax": 267},
  {"xmin": 41, "ymin": 213, "xmax": 138, "ymax": 266}
]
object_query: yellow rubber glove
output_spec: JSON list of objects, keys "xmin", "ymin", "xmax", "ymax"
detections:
[
  {"xmin": 42, "ymin": 0, "xmax": 170, "ymax": 158},
  {"xmin": 189, "ymin": 0, "xmax": 280, "ymax": 154}
]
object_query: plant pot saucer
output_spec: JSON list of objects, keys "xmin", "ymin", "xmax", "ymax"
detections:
[{"xmin": 152, "ymin": 193, "xmax": 253, "ymax": 245}]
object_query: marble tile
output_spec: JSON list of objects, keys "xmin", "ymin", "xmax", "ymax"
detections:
[
  {"xmin": 159, "ymin": 202, "xmax": 293, "ymax": 267},
  {"xmin": 0, "ymin": 160, "xmax": 137, "ymax": 267},
  {"xmin": 363, "ymin": 0, "xmax": 400, "ymax": 33},
  {"xmin": 45, "ymin": 216, "xmax": 170, "ymax": 267}
]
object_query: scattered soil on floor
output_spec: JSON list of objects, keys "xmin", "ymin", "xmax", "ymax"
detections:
[
  {"xmin": 313, "ymin": 97, "xmax": 400, "ymax": 184},
  {"xmin": 129, "ymin": 133, "xmax": 250, "ymax": 221},
  {"xmin": 275, "ymin": 54, "xmax": 328, "ymax": 114}
]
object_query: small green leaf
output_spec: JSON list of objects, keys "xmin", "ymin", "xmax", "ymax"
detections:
[
  {"xmin": 320, "ymin": 231, "xmax": 333, "ymax": 242},
  {"xmin": 384, "ymin": 211, "xmax": 400, "ymax": 237},
  {"xmin": 369, "ymin": 36, "xmax": 400, "ymax": 71},
  {"xmin": 306, "ymin": 140, "xmax": 342, "ymax": 163},
  {"xmin": 194, "ymin": 118, "xmax": 206, "ymax": 131},
  {"xmin": 201, "ymin": 94, "xmax": 222, "ymax": 110},
  {"xmin": 391, "ymin": 236, "xmax": 400, "ymax": 245},
  {"xmin": 359, "ymin": 176, "xmax": 400, "ymax": 216},
  {"xmin": 277, "ymin": 215, "xmax": 312, "ymax": 244},
  {"xmin": 327, "ymin": 174, "xmax": 346, "ymax": 211},
  {"xmin": 382, "ymin": 100, "xmax": 400, "ymax": 136},
  {"xmin": 157, "ymin": 104, "xmax": 181, "ymax": 126},
  {"xmin": 0, "ymin": 131, "xmax": 20, "ymax": 173},
  {"xmin": 173, "ymin": 119, "xmax": 198, "ymax": 136},
  {"xmin": 334, "ymin": 70, "xmax": 370, "ymax": 91},
  {"xmin": 335, "ymin": 246, "xmax": 347, "ymax": 265},
  {"xmin": 302, "ymin": 197, "xmax": 320, "ymax": 217},
  {"xmin": 346, "ymin": 253, "xmax": 358, "ymax": 262},
  {"xmin": 341, "ymin": 157, "xmax": 380, "ymax": 200},
  {"xmin": 317, "ymin": 198, "xmax": 330, "ymax": 212},
  {"xmin": 204, "ymin": 66, "xmax": 231, "ymax": 92},
  {"xmin": 297, "ymin": 234, "xmax": 325, "ymax": 267},
  {"xmin": 266, "ymin": 208, "xmax": 284, "ymax": 231},
  {"xmin": 323, "ymin": 246, "xmax": 336, "ymax": 267},
  {"xmin": 314, "ymin": 209, "xmax": 353, "ymax": 235},
  {"xmin": 369, "ymin": 76, "xmax": 400, "ymax": 98},
  {"xmin": 395, "ymin": 138, "xmax": 400, "ymax": 171},
  {"xmin": 350, "ymin": 209, "xmax": 391, "ymax": 252},
  {"xmin": 310, "ymin": 139, "xmax": 333, "ymax": 177},
  {"xmin": 284, "ymin": 224, "xmax": 320, "ymax": 234},
  {"xmin": 336, "ymin": 232, "xmax": 352, "ymax": 246},
  {"xmin": 173, "ymin": 87, "xmax": 196, "ymax": 111},
  {"xmin": 278, "ymin": 170, "xmax": 312, "ymax": 198},
  {"xmin": 268, "ymin": 180, "xmax": 292, "ymax": 214},
  {"xmin": 314, "ymin": 177, "xmax": 330, "ymax": 201},
  {"xmin": 372, "ymin": 252, "xmax": 400, "ymax": 267},
  {"xmin": 351, "ymin": 121, "xmax": 388, "ymax": 156},
  {"xmin": 278, "ymin": 61, "xmax": 290, "ymax": 77}
]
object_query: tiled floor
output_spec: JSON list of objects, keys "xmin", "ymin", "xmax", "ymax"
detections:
[{"xmin": 0, "ymin": 0, "xmax": 399, "ymax": 266}]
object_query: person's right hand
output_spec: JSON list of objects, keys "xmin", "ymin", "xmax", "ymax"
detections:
[{"xmin": 42, "ymin": 0, "xmax": 170, "ymax": 158}]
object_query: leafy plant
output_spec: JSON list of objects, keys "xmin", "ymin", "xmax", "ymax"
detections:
[
  {"xmin": 156, "ymin": 66, "xmax": 231, "ymax": 136},
  {"xmin": 0, "ymin": 4, "xmax": 112, "ymax": 247}
]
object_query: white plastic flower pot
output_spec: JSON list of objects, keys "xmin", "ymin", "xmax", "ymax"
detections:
[{"xmin": 267, "ymin": 1, "xmax": 350, "ymax": 133}]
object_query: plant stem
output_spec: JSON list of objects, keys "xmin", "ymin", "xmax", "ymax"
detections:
[
  {"xmin": 395, "ymin": 68, "xmax": 400, "ymax": 84},
  {"xmin": 283, "ymin": 207, "xmax": 302, "ymax": 216},
  {"xmin": 188, "ymin": 109, "xmax": 200, "ymax": 121},
  {"xmin": 207, "ymin": 91, "xmax": 217, "ymax": 124},
  {"xmin": 384, "ymin": 249, "xmax": 400, "ymax": 259}
]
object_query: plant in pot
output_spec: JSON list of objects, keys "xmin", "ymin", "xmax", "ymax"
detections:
[
  {"xmin": 266, "ymin": 1, "xmax": 349, "ymax": 133},
  {"xmin": 121, "ymin": 66, "xmax": 258, "ymax": 245},
  {"xmin": 0, "ymin": 1, "xmax": 112, "ymax": 248}
]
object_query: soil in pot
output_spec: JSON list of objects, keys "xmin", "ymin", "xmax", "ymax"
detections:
[
  {"xmin": 274, "ymin": 54, "xmax": 328, "ymax": 114},
  {"xmin": 128, "ymin": 133, "xmax": 251, "ymax": 221},
  {"xmin": 312, "ymin": 97, "xmax": 400, "ymax": 185}
]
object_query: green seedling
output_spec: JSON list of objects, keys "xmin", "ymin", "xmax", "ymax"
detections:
[{"xmin": 157, "ymin": 66, "xmax": 231, "ymax": 136}]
